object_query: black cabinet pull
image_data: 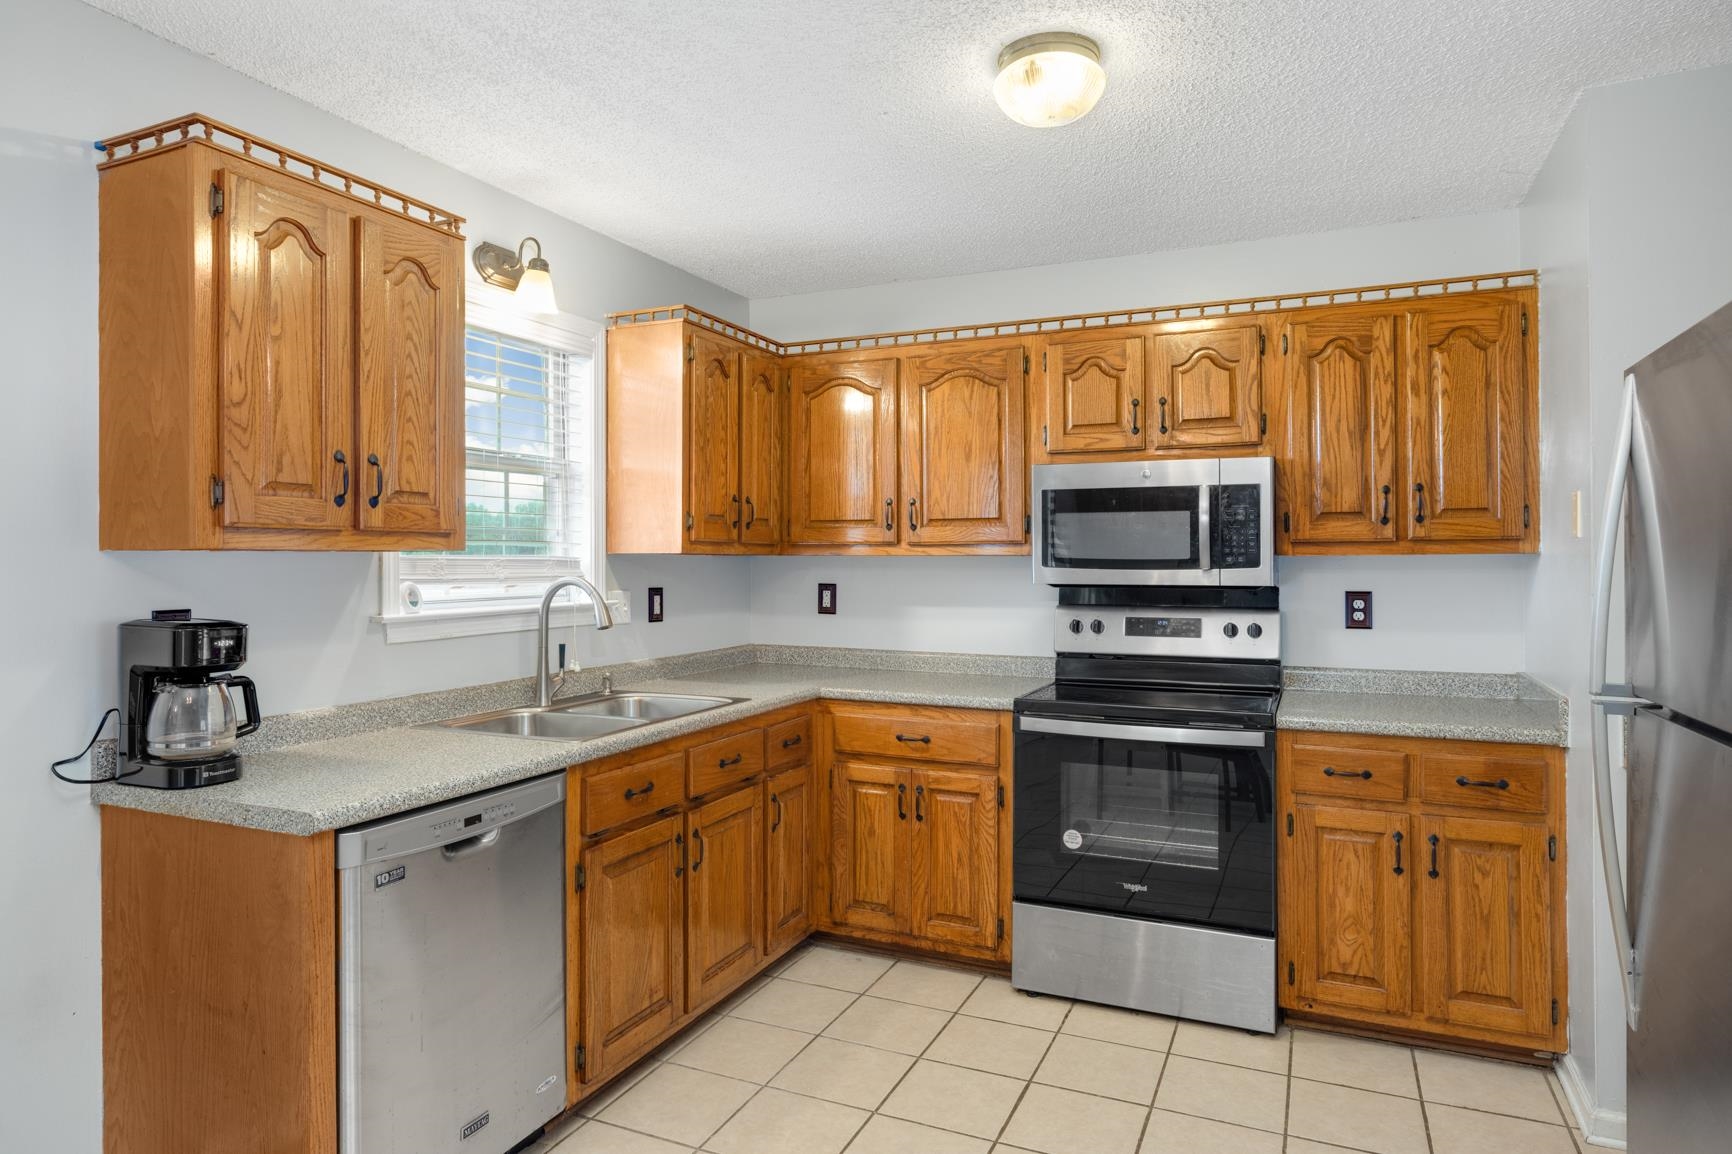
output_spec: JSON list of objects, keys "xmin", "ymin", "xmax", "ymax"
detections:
[
  {"xmin": 367, "ymin": 453, "xmax": 383, "ymax": 508},
  {"xmin": 675, "ymin": 832, "xmax": 685, "ymax": 877},
  {"xmin": 1130, "ymin": 396, "xmax": 1142, "ymax": 436},
  {"xmin": 730, "ymin": 494, "xmax": 741, "ymax": 528},
  {"xmin": 896, "ymin": 734, "xmax": 932, "ymax": 745},
  {"xmin": 1157, "ymin": 396, "xmax": 1168, "ymax": 435},
  {"xmin": 914, "ymin": 784, "xmax": 925, "ymax": 822},
  {"xmin": 332, "ymin": 450, "xmax": 349, "ymax": 507},
  {"xmin": 1414, "ymin": 482, "xmax": 1426, "ymax": 524},
  {"xmin": 1455, "ymin": 776, "xmax": 1511, "ymax": 790},
  {"xmin": 623, "ymin": 781, "xmax": 655, "ymax": 800},
  {"xmin": 718, "ymin": 753, "xmax": 744, "ymax": 769},
  {"xmin": 781, "ymin": 734, "xmax": 804, "ymax": 749},
  {"xmin": 771, "ymin": 793, "xmax": 782, "ymax": 832},
  {"xmin": 1379, "ymin": 484, "xmax": 1390, "ymax": 526},
  {"xmin": 692, "ymin": 829, "xmax": 705, "ymax": 872},
  {"xmin": 1428, "ymin": 833, "xmax": 1440, "ymax": 878},
  {"xmin": 909, "ymin": 497, "xmax": 918, "ymax": 533},
  {"xmin": 1322, "ymin": 767, "xmax": 1373, "ymax": 780},
  {"xmin": 896, "ymin": 783, "xmax": 907, "ymax": 820},
  {"xmin": 883, "ymin": 497, "xmax": 893, "ymax": 531},
  {"xmin": 744, "ymin": 496, "xmax": 755, "ymax": 528},
  {"xmin": 1392, "ymin": 830, "xmax": 1405, "ymax": 876}
]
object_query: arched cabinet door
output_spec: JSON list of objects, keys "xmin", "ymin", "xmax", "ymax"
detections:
[
  {"xmin": 1282, "ymin": 311, "xmax": 1399, "ymax": 546},
  {"xmin": 685, "ymin": 332, "xmax": 741, "ymax": 546},
  {"xmin": 1149, "ymin": 320, "xmax": 1265, "ymax": 450},
  {"xmin": 738, "ymin": 351, "xmax": 783, "ymax": 548},
  {"xmin": 787, "ymin": 354, "xmax": 899, "ymax": 545},
  {"xmin": 1036, "ymin": 332, "xmax": 1146, "ymax": 454},
  {"xmin": 899, "ymin": 342, "xmax": 1027, "ymax": 547}
]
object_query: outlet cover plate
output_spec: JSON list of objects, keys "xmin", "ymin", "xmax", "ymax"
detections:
[
  {"xmin": 647, "ymin": 587, "xmax": 664, "ymax": 623},
  {"xmin": 1345, "ymin": 591, "xmax": 1372, "ymax": 629},
  {"xmin": 817, "ymin": 583, "xmax": 837, "ymax": 615}
]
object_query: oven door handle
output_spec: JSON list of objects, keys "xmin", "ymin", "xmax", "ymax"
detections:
[{"xmin": 1017, "ymin": 714, "xmax": 1269, "ymax": 748}]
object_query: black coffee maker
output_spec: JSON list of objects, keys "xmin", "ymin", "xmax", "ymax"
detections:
[{"xmin": 118, "ymin": 611, "xmax": 260, "ymax": 789}]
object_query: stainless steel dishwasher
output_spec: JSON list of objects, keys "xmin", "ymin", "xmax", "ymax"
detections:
[{"xmin": 337, "ymin": 772, "xmax": 567, "ymax": 1154}]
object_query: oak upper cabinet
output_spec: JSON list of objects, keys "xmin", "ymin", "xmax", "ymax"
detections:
[
  {"xmin": 830, "ymin": 760, "xmax": 911, "ymax": 934},
  {"xmin": 1280, "ymin": 309, "xmax": 1399, "ymax": 547},
  {"xmin": 1148, "ymin": 321, "xmax": 1265, "ymax": 450},
  {"xmin": 1282, "ymin": 803, "xmax": 1412, "ymax": 1019},
  {"xmin": 739, "ymin": 351, "xmax": 784, "ymax": 547},
  {"xmin": 685, "ymin": 788, "xmax": 763, "ymax": 1012},
  {"xmin": 787, "ymin": 354, "xmax": 900, "ymax": 546},
  {"xmin": 581, "ymin": 813, "xmax": 685, "ymax": 1082},
  {"xmin": 1403, "ymin": 297, "xmax": 1531, "ymax": 543},
  {"xmin": 1418, "ymin": 814, "xmax": 1554, "ymax": 1041},
  {"xmin": 1036, "ymin": 331, "xmax": 1146, "ymax": 454},
  {"xmin": 909, "ymin": 768, "xmax": 1000, "ymax": 950},
  {"xmin": 98, "ymin": 119, "xmax": 466, "ymax": 550},
  {"xmin": 765, "ymin": 764, "xmax": 815, "ymax": 955},
  {"xmin": 899, "ymin": 342, "xmax": 1027, "ymax": 546},
  {"xmin": 686, "ymin": 331, "xmax": 743, "ymax": 546}
]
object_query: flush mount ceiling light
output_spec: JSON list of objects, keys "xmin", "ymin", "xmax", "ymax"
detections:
[
  {"xmin": 472, "ymin": 235, "xmax": 559, "ymax": 314},
  {"xmin": 993, "ymin": 32, "xmax": 1107, "ymax": 128}
]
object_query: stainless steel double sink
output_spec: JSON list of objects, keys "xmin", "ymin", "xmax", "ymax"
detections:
[{"xmin": 429, "ymin": 691, "xmax": 743, "ymax": 742}]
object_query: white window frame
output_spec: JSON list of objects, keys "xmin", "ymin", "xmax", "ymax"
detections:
[{"xmin": 375, "ymin": 280, "xmax": 627, "ymax": 643}]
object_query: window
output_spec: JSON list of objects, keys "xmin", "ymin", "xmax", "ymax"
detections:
[{"xmin": 377, "ymin": 288, "xmax": 621, "ymax": 641}]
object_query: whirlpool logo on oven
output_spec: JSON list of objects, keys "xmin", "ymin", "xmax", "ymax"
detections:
[{"xmin": 1120, "ymin": 881, "xmax": 1149, "ymax": 893}]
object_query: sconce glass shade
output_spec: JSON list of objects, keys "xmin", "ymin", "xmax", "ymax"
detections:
[
  {"xmin": 994, "ymin": 33, "xmax": 1106, "ymax": 128},
  {"xmin": 515, "ymin": 261, "xmax": 559, "ymax": 315}
]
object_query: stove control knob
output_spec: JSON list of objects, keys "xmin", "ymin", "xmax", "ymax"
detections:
[
  {"xmin": 1068, "ymin": 618, "xmax": 1084, "ymax": 635},
  {"xmin": 1089, "ymin": 619, "xmax": 1106, "ymax": 635},
  {"xmin": 1246, "ymin": 623, "xmax": 1264, "ymax": 639},
  {"xmin": 1222, "ymin": 622, "xmax": 1240, "ymax": 638}
]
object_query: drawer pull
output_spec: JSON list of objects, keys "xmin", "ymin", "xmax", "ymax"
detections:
[
  {"xmin": 1455, "ymin": 775, "xmax": 1511, "ymax": 790},
  {"xmin": 781, "ymin": 734, "xmax": 803, "ymax": 749},
  {"xmin": 1392, "ymin": 830, "xmax": 1404, "ymax": 876},
  {"xmin": 623, "ymin": 781, "xmax": 656, "ymax": 800},
  {"xmin": 1322, "ymin": 766, "xmax": 1372, "ymax": 780},
  {"xmin": 718, "ymin": 753, "xmax": 744, "ymax": 769},
  {"xmin": 896, "ymin": 734, "xmax": 932, "ymax": 745}
]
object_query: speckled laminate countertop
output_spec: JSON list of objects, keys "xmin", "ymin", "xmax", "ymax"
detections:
[{"xmin": 1277, "ymin": 666, "xmax": 1568, "ymax": 746}]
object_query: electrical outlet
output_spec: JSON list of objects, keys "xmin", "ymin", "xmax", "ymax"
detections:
[
  {"xmin": 647, "ymin": 587, "xmax": 664, "ymax": 622},
  {"xmin": 1345, "ymin": 591, "xmax": 1373, "ymax": 629},
  {"xmin": 817, "ymin": 583, "xmax": 837, "ymax": 615}
]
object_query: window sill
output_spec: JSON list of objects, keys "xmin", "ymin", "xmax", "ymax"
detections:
[{"xmin": 375, "ymin": 594, "xmax": 631, "ymax": 644}]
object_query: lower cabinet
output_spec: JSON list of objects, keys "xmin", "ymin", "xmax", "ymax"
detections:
[
  {"xmin": 685, "ymin": 788, "xmax": 763, "ymax": 1013},
  {"xmin": 1277, "ymin": 730, "xmax": 1565, "ymax": 1053},
  {"xmin": 830, "ymin": 760, "xmax": 911, "ymax": 934},
  {"xmin": 909, "ymin": 768, "xmax": 1001, "ymax": 950},
  {"xmin": 580, "ymin": 813, "xmax": 686, "ymax": 1085},
  {"xmin": 765, "ymin": 764, "xmax": 815, "ymax": 955}
]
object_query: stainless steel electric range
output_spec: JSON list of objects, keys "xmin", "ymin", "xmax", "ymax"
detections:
[{"xmin": 1011, "ymin": 586, "xmax": 1281, "ymax": 1033}]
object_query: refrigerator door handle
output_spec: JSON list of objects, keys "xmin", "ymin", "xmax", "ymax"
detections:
[{"xmin": 1588, "ymin": 374, "xmax": 1650, "ymax": 1030}]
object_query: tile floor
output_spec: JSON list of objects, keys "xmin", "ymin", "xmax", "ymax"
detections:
[{"xmin": 527, "ymin": 942, "xmax": 1592, "ymax": 1154}]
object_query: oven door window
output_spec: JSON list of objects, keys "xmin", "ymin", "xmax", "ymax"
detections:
[
  {"xmin": 1014, "ymin": 727, "xmax": 1274, "ymax": 935},
  {"xmin": 1042, "ymin": 486, "xmax": 1200, "ymax": 572}
]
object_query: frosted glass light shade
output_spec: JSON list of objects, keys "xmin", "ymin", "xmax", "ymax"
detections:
[
  {"xmin": 515, "ymin": 263, "xmax": 559, "ymax": 315},
  {"xmin": 994, "ymin": 33, "xmax": 1106, "ymax": 128}
]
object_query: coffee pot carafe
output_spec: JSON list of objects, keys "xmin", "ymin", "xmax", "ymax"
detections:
[{"xmin": 118, "ymin": 612, "xmax": 259, "ymax": 789}]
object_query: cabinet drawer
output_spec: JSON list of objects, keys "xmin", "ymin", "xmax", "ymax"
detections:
[
  {"xmin": 1287, "ymin": 736, "xmax": 1410, "ymax": 802},
  {"xmin": 831, "ymin": 709, "xmax": 999, "ymax": 767},
  {"xmin": 766, "ymin": 716, "xmax": 812, "ymax": 772},
  {"xmin": 1418, "ymin": 750, "xmax": 1550, "ymax": 814},
  {"xmin": 584, "ymin": 751, "xmax": 683, "ymax": 836},
  {"xmin": 688, "ymin": 728, "xmax": 766, "ymax": 798}
]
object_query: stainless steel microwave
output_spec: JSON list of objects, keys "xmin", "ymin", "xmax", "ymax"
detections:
[{"xmin": 1031, "ymin": 457, "xmax": 1275, "ymax": 587}]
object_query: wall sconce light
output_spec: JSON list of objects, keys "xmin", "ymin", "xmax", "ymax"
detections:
[{"xmin": 472, "ymin": 235, "xmax": 559, "ymax": 314}]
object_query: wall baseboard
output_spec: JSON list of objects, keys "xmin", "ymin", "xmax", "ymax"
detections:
[{"xmin": 1556, "ymin": 1052, "xmax": 1628, "ymax": 1148}]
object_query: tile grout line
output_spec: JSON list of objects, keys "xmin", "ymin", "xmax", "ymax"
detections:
[{"xmin": 989, "ymin": 994, "xmax": 1078, "ymax": 1150}]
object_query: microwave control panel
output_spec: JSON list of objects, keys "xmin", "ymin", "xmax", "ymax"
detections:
[{"xmin": 1215, "ymin": 484, "xmax": 1263, "ymax": 570}]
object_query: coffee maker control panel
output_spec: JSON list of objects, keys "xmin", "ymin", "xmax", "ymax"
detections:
[{"xmin": 171, "ymin": 623, "xmax": 249, "ymax": 669}]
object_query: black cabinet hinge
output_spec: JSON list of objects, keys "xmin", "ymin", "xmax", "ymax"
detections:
[
  {"xmin": 685, "ymin": 339, "xmax": 694, "ymax": 363},
  {"xmin": 574, "ymin": 1044, "xmax": 586, "ymax": 1071},
  {"xmin": 209, "ymin": 476, "xmax": 225, "ymax": 507},
  {"xmin": 1552, "ymin": 999, "xmax": 1559, "ymax": 1026},
  {"xmin": 1281, "ymin": 332, "xmax": 1289, "ymax": 355},
  {"xmin": 1548, "ymin": 835, "xmax": 1557, "ymax": 862},
  {"xmin": 1022, "ymin": 351, "xmax": 1030, "ymax": 374},
  {"xmin": 1521, "ymin": 310, "xmax": 1530, "ymax": 337},
  {"xmin": 1259, "ymin": 412, "xmax": 1267, "ymax": 436},
  {"xmin": 1021, "ymin": 515, "xmax": 1030, "ymax": 535},
  {"xmin": 1286, "ymin": 813, "xmax": 1294, "ymax": 837},
  {"xmin": 997, "ymin": 783, "xmax": 1005, "ymax": 808},
  {"xmin": 573, "ymin": 864, "xmax": 586, "ymax": 892},
  {"xmin": 1282, "ymin": 511, "xmax": 1291, "ymax": 535},
  {"xmin": 996, "ymin": 916, "xmax": 1005, "ymax": 942},
  {"xmin": 208, "ymin": 183, "xmax": 224, "ymax": 217},
  {"xmin": 1042, "ymin": 350, "xmax": 1048, "ymax": 371},
  {"xmin": 685, "ymin": 511, "xmax": 694, "ymax": 530},
  {"xmin": 1042, "ymin": 425, "xmax": 1048, "ymax": 447},
  {"xmin": 1287, "ymin": 960, "xmax": 1296, "ymax": 985},
  {"xmin": 1524, "ymin": 503, "xmax": 1532, "ymax": 530},
  {"xmin": 1258, "ymin": 331, "xmax": 1266, "ymax": 355}
]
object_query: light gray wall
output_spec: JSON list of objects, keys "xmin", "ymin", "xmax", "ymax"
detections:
[
  {"xmin": 0, "ymin": 0, "xmax": 748, "ymax": 1146},
  {"xmin": 1520, "ymin": 59, "xmax": 1732, "ymax": 1144},
  {"xmin": 748, "ymin": 211, "xmax": 1535, "ymax": 672}
]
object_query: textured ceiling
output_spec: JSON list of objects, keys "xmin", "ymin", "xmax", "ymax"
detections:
[{"xmin": 84, "ymin": 0, "xmax": 1732, "ymax": 298}]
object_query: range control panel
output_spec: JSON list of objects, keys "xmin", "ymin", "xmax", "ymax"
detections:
[{"xmin": 1055, "ymin": 606, "xmax": 1281, "ymax": 661}]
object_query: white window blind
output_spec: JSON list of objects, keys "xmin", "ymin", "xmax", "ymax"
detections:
[{"xmin": 393, "ymin": 319, "xmax": 595, "ymax": 612}]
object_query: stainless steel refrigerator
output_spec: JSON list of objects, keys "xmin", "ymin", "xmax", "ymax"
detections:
[{"xmin": 1591, "ymin": 299, "xmax": 1732, "ymax": 1154}]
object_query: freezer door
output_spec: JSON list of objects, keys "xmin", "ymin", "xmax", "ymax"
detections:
[
  {"xmin": 1626, "ymin": 299, "xmax": 1732, "ymax": 734},
  {"xmin": 1627, "ymin": 709, "xmax": 1732, "ymax": 1154}
]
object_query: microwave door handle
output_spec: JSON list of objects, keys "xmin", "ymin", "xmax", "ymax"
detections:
[
  {"xmin": 1018, "ymin": 714, "xmax": 1268, "ymax": 748},
  {"xmin": 1196, "ymin": 484, "xmax": 1212, "ymax": 573}
]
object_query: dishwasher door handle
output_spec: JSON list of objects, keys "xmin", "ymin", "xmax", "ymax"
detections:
[{"xmin": 440, "ymin": 827, "xmax": 502, "ymax": 860}]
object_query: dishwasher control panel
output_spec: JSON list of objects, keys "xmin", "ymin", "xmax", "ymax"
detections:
[{"xmin": 334, "ymin": 771, "xmax": 565, "ymax": 869}]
